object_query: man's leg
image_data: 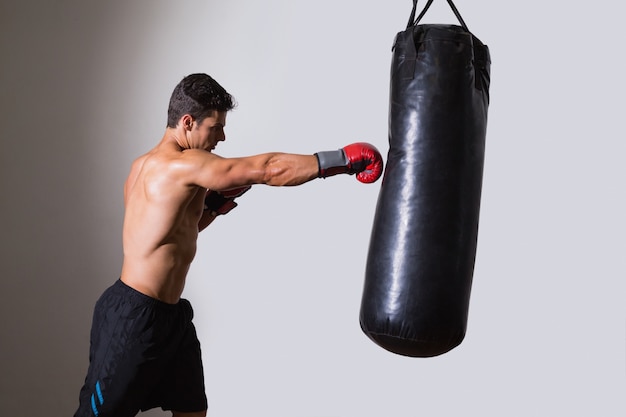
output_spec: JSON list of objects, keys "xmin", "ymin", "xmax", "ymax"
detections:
[
  {"xmin": 160, "ymin": 301, "xmax": 208, "ymax": 415},
  {"xmin": 75, "ymin": 280, "xmax": 169, "ymax": 417}
]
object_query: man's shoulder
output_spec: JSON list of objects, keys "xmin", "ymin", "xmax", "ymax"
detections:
[
  {"xmin": 139, "ymin": 146, "xmax": 184, "ymax": 171},
  {"xmin": 142, "ymin": 147, "xmax": 213, "ymax": 190}
]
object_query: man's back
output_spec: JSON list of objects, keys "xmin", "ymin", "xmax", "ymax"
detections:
[{"xmin": 120, "ymin": 140, "xmax": 205, "ymax": 303}]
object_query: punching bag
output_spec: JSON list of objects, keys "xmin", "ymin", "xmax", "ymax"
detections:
[{"xmin": 360, "ymin": 0, "xmax": 491, "ymax": 357}]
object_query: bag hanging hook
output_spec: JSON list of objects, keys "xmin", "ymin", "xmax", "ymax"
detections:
[{"xmin": 407, "ymin": 0, "xmax": 470, "ymax": 32}]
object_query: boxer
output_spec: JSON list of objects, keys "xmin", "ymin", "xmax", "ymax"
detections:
[{"xmin": 74, "ymin": 73, "xmax": 383, "ymax": 417}]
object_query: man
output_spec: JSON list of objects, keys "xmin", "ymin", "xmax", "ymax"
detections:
[{"xmin": 74, "ymin": 73, "xmax": 383, "ymax": 417}]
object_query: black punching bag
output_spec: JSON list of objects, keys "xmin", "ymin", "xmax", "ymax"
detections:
[{"xmin": 360, "ymin": 0, "xmax": 491, "ymax": 357}]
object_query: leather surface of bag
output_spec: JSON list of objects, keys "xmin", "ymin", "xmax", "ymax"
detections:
[{"xmin": 360, "ymin": 0, "xmax": 491, "ymax": 357}]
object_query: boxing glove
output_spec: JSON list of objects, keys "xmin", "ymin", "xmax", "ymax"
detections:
[
  {"xmin": 204, "ymin": 186, "xmax": 251, "ymax": 215},
  {"xmin": 315, "ymin": 142, "xmax": 384, "ymax": 183}
]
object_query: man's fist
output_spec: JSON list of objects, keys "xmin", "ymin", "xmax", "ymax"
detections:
[
  {"xmin": 315, "ymin": 142, "xmax": 384, "ymax": 183},
  {"xmin": 204, "ymin": 186, "xmax": 251, "ymax": 216}
]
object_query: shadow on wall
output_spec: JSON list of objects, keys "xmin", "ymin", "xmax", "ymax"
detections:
[{"xmin": 0, "ymin": 2, "xmax": 170, "ymax": 415}]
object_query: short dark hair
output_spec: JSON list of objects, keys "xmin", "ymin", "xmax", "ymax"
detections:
[{"xmin": 167, "ymin": 73, "xmax": 236, "ymax": 128}]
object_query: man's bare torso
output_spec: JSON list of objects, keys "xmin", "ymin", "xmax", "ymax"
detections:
[
  {"xmin": 120, "ymin": 142, "xmax": 205, "ymax": 304},
  {"xmin": 117, "ymin": 109, "xmax": 320, "ymax": 303}
]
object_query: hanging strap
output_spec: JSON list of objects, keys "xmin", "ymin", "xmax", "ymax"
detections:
[{"xmin": 406, "ymin": 0, "xmax": 469, "ymax": 31}]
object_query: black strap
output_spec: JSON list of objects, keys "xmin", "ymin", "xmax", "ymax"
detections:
[{"xmin": 406, "ymin": 0, "xmax": 469, "ymax": 31}]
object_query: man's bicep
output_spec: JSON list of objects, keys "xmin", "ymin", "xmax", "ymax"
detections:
[{"xmin": 182, "ymin": 150, "xmax": 264, "ymax": 190}]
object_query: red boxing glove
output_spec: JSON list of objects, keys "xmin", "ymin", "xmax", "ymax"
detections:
[
  {"xmin": 315, "ymin": 142, "xmax": 384, "ymax": 183},
  {"xmin": 204, "ymin": 185, "xmax": 251, "ymax": 215}
]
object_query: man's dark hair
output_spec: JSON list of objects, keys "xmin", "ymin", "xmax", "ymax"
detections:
[{"xmin": 167, "ymin": 73, "xmax": 236, "ymax": 128}]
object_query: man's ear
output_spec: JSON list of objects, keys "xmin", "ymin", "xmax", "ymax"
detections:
[{"xmin": 181, "ymin": 114, "xmax": 194, "ymax": 131}]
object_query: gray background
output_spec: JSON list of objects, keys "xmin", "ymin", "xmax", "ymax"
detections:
[{"xmin": 1, "ymin": 0, "xmax": 624, "ymax": 416}]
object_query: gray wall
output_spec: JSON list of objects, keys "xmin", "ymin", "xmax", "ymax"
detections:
[{"xmin": 1, "ymin": 1, "xmax": 624, "ymax": 416}]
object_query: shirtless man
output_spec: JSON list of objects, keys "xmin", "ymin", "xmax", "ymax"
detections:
[{"xmin": 74, "ymin": 73, "xmax": 383, "ymax": 417}]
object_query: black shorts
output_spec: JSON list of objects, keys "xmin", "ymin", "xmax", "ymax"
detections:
[{"xmin": 74, "ymin": 279, "xmax": 207, "ymax": 417}]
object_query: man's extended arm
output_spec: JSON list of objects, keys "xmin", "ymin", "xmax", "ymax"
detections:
[{"xmin": 183, "ymin": 142, "xmax": 384, "ymax": 191}]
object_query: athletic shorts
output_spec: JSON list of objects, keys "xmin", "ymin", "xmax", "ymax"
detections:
[{"xmin": 74, "ymin": 279, "xmax": 207, "ymax": 417}]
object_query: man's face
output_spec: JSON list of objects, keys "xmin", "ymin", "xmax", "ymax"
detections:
[{"xmin": 195, "ymin": 111, "xmax": 227, "ymax": 152}]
